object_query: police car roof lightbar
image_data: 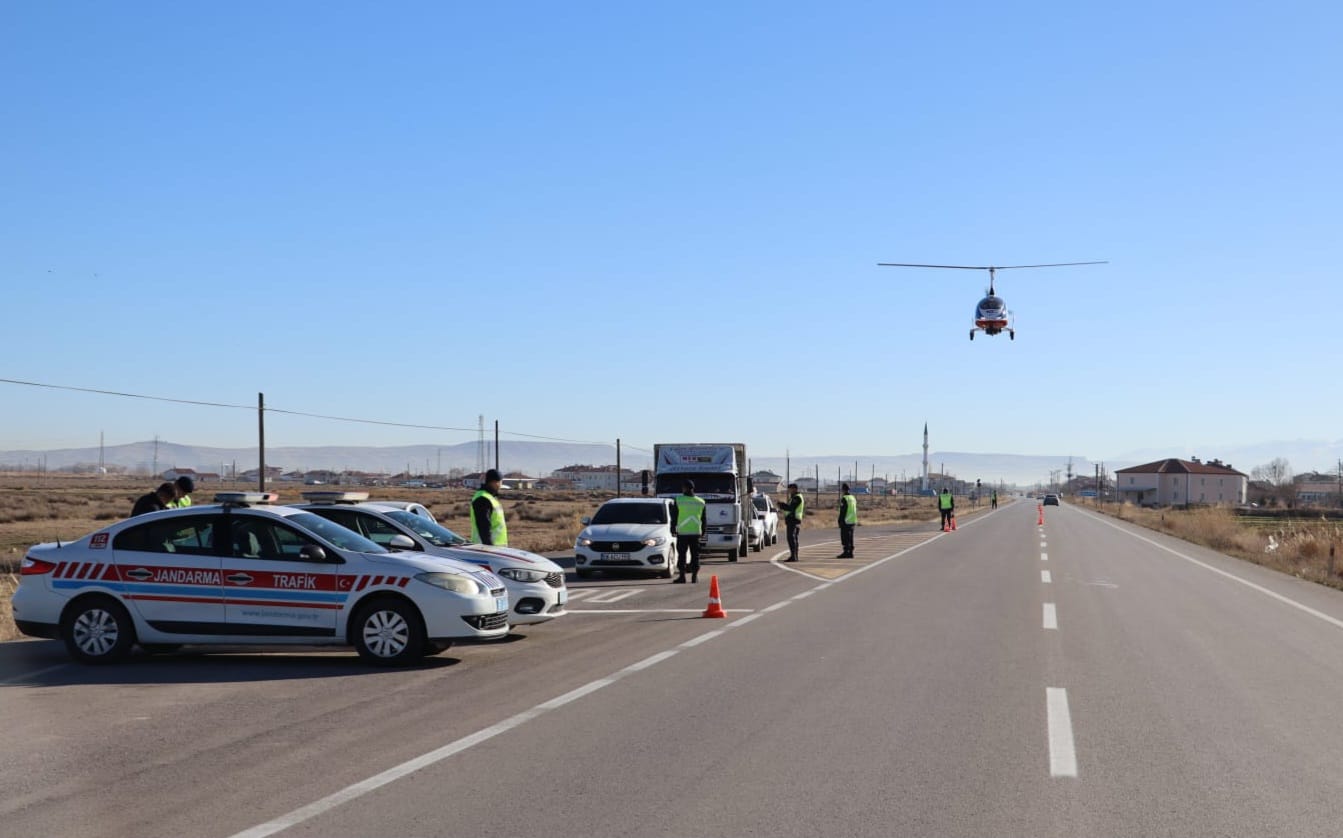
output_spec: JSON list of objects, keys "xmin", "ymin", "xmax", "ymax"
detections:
[
  {"xmin": 213, "ymin": 492, "xmax": 280, "ymax": 506},
  {"xmin": 299, "ymin": 491, "xmax": 370, "ymax": 504}
]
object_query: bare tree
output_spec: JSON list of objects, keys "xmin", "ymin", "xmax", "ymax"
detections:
[{"xmin": 1251, "ymin": 458, "xmax": 1294, "ymax": 506}]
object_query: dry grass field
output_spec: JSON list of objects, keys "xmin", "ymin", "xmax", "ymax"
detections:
[
  {"xmin": 0, "ymin": 475, "xmax": 944, "ymax": 641},
  {"xmin": 1087, "ymin": 500, "xmax": 1343, "ymax": 589}
]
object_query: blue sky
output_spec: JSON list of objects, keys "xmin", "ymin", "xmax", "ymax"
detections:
[{"xmin": 3, "ymin": 1, "xmax": 1340, "ymax": 468}]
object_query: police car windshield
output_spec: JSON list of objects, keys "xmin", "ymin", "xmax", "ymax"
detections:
[
  {"xmin": 591, "ymin": 502, "xmax": 668, "ymax": 525},
  {"xmin": 288, "ymin": 512, "xmax": 388, "ymax": 553},
  {"xmin": 752, "ymin": 496, "xmax": 770, "ymax": 511},
  {"xmin": 384, "ymin": 510, "xmax": 468, "ymax": 547}
]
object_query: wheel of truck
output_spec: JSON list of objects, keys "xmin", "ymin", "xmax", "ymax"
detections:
[{"xmin": 732, "ymin": 536, "xmax": 744, "ymax": 560}]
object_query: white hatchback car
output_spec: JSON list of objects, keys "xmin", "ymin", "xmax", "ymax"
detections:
[
  {"xmin": 295, "ymin": 493, "xmax": 567, "ymax": 626},
  {"xmin": 574, "ymin": 497, "xmax": 677, "ymax": 578},
  {"xmin": 11, "ymin": 493, "xmax": 510, "ymax": 665}
]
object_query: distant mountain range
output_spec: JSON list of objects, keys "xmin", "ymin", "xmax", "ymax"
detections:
[{"xmin": 1, "ymin": 439, "xmax": 1338, "ymax": 487}]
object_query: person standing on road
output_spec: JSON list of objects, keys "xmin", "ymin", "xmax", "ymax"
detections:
[
  {"xmin": 837, "ymin": 483, "xmax": 857, "ymax": 558},
  {"xmin": 671, "ymin": 480, "xmax": 706, "ymax": 584},
  {"xmin": 169, "ymin": 475, "xmax": 195, "ymax": 508},
  {"xmin": 991, "ymin": 489, "xmax": 998, "ymax": 510},
  {"xmin": 131, "ymin": 482, "xmax": 177, "ymax": 517},
  {"xmin": 939, "ymin": 487, "xmax": 955, "ymax": 531},
  {"xmin": 470, "ymin": 468, "xmax": 509, "ymax": 547},
  {"xmin": 780, "ymin": 482, "xmax": 805, "ymax": 562}
]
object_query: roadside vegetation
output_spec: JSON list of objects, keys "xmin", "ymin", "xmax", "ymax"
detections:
[
  {"xmin": 0, "ymin": 475, "xmax": 949, "ymax": 641},
  {"xmin": 1085, "ymin": 500, "xmax": 1343, "ymax": 591}
]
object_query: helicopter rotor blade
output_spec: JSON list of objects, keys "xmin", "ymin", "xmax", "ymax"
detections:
[
  {"xmin": 876, "ymin": 261, "xmax": 1107, "ymax": 271},
  {"xmin": 988, "ymin": 261, "xmax": 1109, "ymax": 270},
  {"xmin": 876, "ymin": 263, "xmax": 994, "ymax": 270}
]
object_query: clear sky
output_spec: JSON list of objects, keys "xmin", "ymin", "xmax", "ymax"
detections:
[{"xmin": 3, "ymin": 1, "xmax": 1339, "ymax": 466}]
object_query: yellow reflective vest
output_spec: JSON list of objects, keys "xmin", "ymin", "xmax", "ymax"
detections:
[
  {"xmin": 675, "ymin": 494, "xmax": 706, "ymax": 535},
  {"xmin": 842, "ymin": 494, "xmax": 858, "ymax": 525},
  {"xmin": 470, "ymin": 489, "xmax": 508, "ymax": 546}
]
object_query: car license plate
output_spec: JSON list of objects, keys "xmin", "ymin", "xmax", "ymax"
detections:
[
  {"xmin": 600, "ymin": 553, "xmax": 630, "ymax": 562},
  {"xmin": 495, "ymin": 597, "xmax": 508, "ymax": 613},
  {"xmin": 557, "ymin": 589, "xmax": 567, "ymax": 605}
]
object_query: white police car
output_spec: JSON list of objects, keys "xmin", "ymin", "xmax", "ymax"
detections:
[
  {"xmin": 294, "ymin": 492, "xmax": 567, "ymax": 626},
  {"xmin": 10, "ymin": 493, "xmax": 510, "ymax": 665}
]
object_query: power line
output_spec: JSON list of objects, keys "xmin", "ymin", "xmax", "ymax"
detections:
[
  {"xmin": 1, "ymin": 375, "xmax": 626, "ymax": 448},
  {"xmin": 0, "ymin": 377, "xmax": 252, "ymax": 411}
]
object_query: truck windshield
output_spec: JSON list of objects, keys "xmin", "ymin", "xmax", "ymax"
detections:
[{"xmin": 655, "ymin": 474, "xmax": 737, "ymax": 495}]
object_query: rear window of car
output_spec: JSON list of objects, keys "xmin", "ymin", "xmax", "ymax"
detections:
[{"xmin": 113, "ymin": 515, "xmax": 217, "ymax": 555}]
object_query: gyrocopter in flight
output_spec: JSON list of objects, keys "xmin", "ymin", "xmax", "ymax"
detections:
[{"xmin": 876, "ymin": 260, "xmax": 1107, "ymax": 340}]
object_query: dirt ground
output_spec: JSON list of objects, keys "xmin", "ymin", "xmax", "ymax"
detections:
[{"xmin": 0, "ymin": 475, "xmax": 947, "ymax": 641}]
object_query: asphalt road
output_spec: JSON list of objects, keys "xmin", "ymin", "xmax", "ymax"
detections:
[{"xmin": 5, "ymin": 501, "xmax": 1343, "ymax": 837}]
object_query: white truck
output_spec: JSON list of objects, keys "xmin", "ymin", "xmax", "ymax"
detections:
[{"xmin": 653, "ymin": 443, "xmax": 750, "ymax": 561}]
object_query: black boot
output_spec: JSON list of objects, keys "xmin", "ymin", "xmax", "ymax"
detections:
[{"xmin": 673, "ymin": 574, "xmax": 686, "ymax": 584}]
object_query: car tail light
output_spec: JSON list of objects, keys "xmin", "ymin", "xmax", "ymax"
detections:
[{"xmin": 20, "ymin": 556, "xmax": 58, "ymax": 575}]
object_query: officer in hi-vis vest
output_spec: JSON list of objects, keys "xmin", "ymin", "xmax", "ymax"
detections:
[
  {"xmin": 671, "ymin": 480, "xmax": 707, "ymax": 584},
  {"xmin": 780, "ymin": 482, "xmax": 805, "ymax": 562},
  {"xmin": 470, "ymin": 468, "xmax": 509, "ymax": 546},
  {"xmin": 938, "ymin": 487, "xmax": 955, "ymax": 531},
  {"xmin": 837, "ymin": 483, "xmax": 857, "ymax": 558}
]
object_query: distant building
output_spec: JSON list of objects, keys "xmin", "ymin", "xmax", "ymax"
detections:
[
  {"xmin": 1294, "ymin": 480, "xmax": 1341, "ymax": 507},
  {"xmin": 751, "ymin": 470, "xmax": 783, "ymax": 493},
  {"xmin": 1115, "ymin": 457, "xmax": 1247, "ymax": 506},
  {"xmin": 550, "ymin": 465, "xmax": 632, "ymax": 492}
]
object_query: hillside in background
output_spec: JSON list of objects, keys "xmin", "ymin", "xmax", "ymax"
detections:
[{"xmin": 2, "ymin": 438, "xmax": 1338, "ymax": 487}]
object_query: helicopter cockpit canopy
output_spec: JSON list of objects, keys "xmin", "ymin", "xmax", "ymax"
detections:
[{"xmin": 977, "ymin": 295, "xmax": 1006, "ymax": 311}]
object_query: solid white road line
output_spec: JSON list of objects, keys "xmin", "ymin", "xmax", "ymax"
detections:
[
  {"xmin": 1082, "ymin": 509, "xmax": 1343, "ymax": 633},
  {"xmin": 1047, "ymin": 687, "xmax": 1078, "ymax": 777},
  {"xmin": 1043, "ymin": 603, "xmax": 1058, "ymax": 630},
  {"xmin": 1042, "ymin": 570, "xmax": 1052, "ymax": 584},
  {"xmin": 0, "ymin": 663, "xmax": 69, "ymax": 686},
  {"xmin": 227, "ymin": 531, "xmax": 947, "ymax": 838}
]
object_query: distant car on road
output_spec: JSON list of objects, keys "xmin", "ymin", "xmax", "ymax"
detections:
[
  {"xmin": 1043, "ymin": 494, "xmax": 1060, "ymax": 506},
  {"xmin": 749, "ymin": 493, "xmax": 778, "ymax": 552},
  {"xmin": 574, "ymin": 497, "xmax": 676, "ymax": 578}
]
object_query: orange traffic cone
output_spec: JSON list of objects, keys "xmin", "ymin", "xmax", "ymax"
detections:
[
  {"xmin": 702, "ymin": 575, "xmax": 727, "ymax": 618},
  {"xmin": 950, "ymin": 513, "xmax": 957, "ymax": 531},
  {"xmin": 1037, "ymin": 504, "xmax": 1045, "ymax": 525}
]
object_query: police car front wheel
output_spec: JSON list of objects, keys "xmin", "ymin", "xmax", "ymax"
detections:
[
  {"xmin": 352, "ymin": 598, "xmax": 427, "ymax": 666},
  {"xmin": 61, "ymin": 595, "xmax": 136, "ymax": 664}
]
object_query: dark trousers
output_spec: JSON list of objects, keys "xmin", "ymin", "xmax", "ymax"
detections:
[
  {"xmin": 940, "ymin": 508, "xmax": 953, "ymax": 528},
  {"xmin": 676, "ymin": 534, "xmax": 701, "ymax": 576},
  {"xmin": 839, "ymin": 523, "xmax": 854, "ymax": 555},
  {"xmin": 785, "ymin": 521, "xmax": 801, "ymax": 558}
]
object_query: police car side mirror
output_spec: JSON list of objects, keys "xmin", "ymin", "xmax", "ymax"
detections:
[
  {"xmin": 580, "ymin": 516, "xmax": 592, "ymax": 526},
  {"xmin": 388, "ymin": 534, "xmax": 416, "ymax": 551},
  {"xmin": 299, "ymin": 544, "xmax": 328, "ymax": 562}
]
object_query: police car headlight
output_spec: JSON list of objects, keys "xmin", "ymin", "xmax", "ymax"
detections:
[
  {"xmin": 496, "ymin": 567, "xmax": 550, "ymax": 583},
  {"xmin": 642, "ymin": 536, "xmax": 667, "ymax": 547},
  {"xmin": 576, "ymin": 535, "xmax": 592, "ymax": 547},
  {"xmin": 414, "ymin": 572, "xmax": 486, "ymax": 595}
]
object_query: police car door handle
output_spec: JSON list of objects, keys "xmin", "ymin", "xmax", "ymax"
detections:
[{"xmin": 226, "ymin": 573, "xmax": 254, "ymax": 585}]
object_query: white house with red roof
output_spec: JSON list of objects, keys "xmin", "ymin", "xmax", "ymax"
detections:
[{"xmin": 1114, "ymin": 457, "xmax": 1247, "ymax": 507}]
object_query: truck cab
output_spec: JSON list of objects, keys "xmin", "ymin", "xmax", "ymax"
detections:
[{"xmin": 653, "ymin": 443, "xmax": 750, "ymax": 560}]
